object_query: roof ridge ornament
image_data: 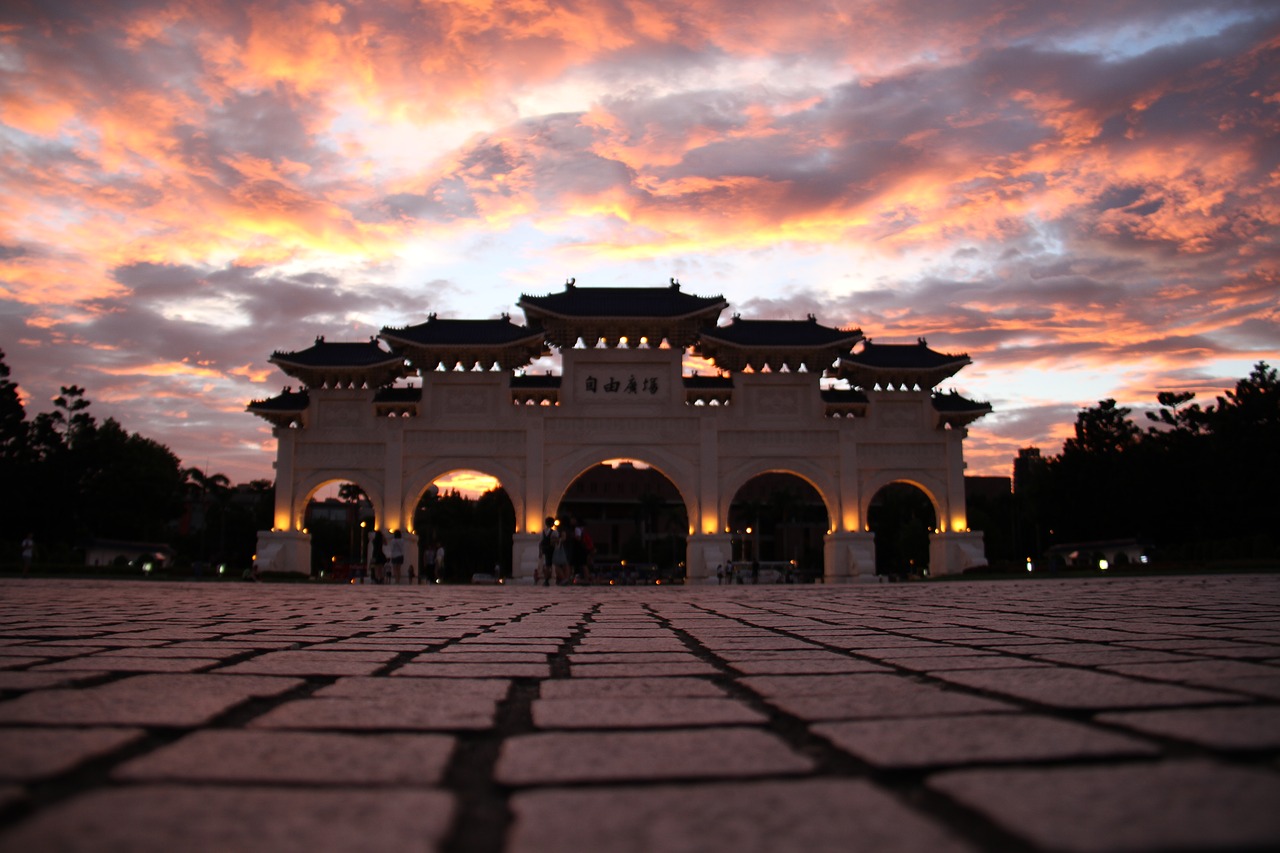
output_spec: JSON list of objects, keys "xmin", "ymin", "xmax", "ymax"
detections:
[
  {"xmin": 566, "ymin": 277, "xmax": 575, "ymax": 288},
  {"xmin": 670, "ymin": 277, "xmax": 680, "ymax": 290}
]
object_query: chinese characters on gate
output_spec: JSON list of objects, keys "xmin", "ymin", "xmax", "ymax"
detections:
[{"xmin": 584, "ymin": 375, "xmax": 659, "ymax": 395}]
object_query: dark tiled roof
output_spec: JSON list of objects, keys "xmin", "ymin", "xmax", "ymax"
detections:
[
  {"xmin": 683, "ymin": 375, "xmax": 735, "ymax": 389},
  {"xmin": 510, "ymin": 374, "xmax": 563, "ymax": 389},
  {"xmin": 271, "ymin": 339, "xmax": 401, "ymax": 368},
  {"xmin": 247, "ymin": 389, "xmax": 310, "ymax": 412},
  {"xmin": 373, "ymin": 387, "xmax": 423, "ymax": 403},
  {"xmin": 381, "ymin": 316, "xmax": 545, "ymax": 346},
  {"xmin": 699, "ymin": 317, "xmax": 862, "ymax": 348},
  {"xmin": 519, "ymin": 281, "xmax": 727, "ymax": 318},
  {"xmin": 821, "ymin": 388, "xmax": 870, "ymax": 404},
  {"xmin": 932, "ymin": 391, "xmax": 992, "ymax": 413},
  {"xmin": 842, "ymin": 339, "xmax": 969, "ymax": 370}
]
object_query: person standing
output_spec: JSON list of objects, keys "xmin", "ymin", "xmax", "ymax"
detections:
[
  {"xmin": 369, "ymin": 529, "xmax": 387, "ymax": 584},
  {"xmin": 421, "ymin": 538, "xmax": 436, "ymax": 585},
  {"xmin": 388, "ymin": 530, "xmax": 405, "ymax": 584},
  {"xmin": 433, "ymin": 541, "xmax": 445, "ymax": 584},
  {"xmin": 539, "ymin": 517, "xmax": 556, "ymax": 586},
  {"xmin": 21, "ymin": 533, "xmax": 34, "ymax": 577},
  {"xmin": 551, "ymin": 526, "xmax": 570, "ymax": 585},
  {"xmin": 567, "ymin": 520, "xmax": 588, "ymax": 584}
]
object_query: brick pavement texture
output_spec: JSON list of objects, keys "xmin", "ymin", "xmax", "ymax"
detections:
[{"xmin": 0, "ymin": 575, "xmax": 1278, "ymax": 853}]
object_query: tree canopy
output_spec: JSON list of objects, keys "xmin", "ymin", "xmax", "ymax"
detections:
[
  {"xmin": 1, "ymin": 350, "xmax": 186, "ymax": 558},
  {"xmin": 1030, "ymin": 362, "xmax": 1279, "ymax": 560}
]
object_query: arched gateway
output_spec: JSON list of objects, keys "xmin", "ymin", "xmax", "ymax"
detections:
[{"xmin": 249, "ymin": 282, "xmax": 991, "ymax": 582}]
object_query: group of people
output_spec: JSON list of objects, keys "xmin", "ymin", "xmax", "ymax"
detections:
[
  {"xmin": 537, "ymin": 517, "xmax": 594, "ymax": 586},
  {"xmin": 362, "ymin": 529, "xmax": 444, "ymax": 585},
  {"xmin": 716, "ymin": 560, "xmax": 761, "ymax": 584}
]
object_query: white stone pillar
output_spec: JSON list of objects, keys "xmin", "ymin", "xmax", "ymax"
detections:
[
  {"xmin": 943, "ymin": 428, "xmax": 968, "ymax": 532},
  {"xmin": 272, "ymin": 426, "xmax": 297, "ymax": 531},
  {"xmin": 254, "ymin": 529, "xmax": 311, "ymax": 577},
  {"xmin": 511, "ymin": 533, "xmax": 542, "ymax": 584},
  {"xmin": 524, "ymin": 416, "xmax": 546, "ymax": 533},
  {"xmin": 823, "ymin": 531, "xmax": 877, "ymax": 583},
  {"xmin": 929, "ymin": 531, "xmax": 987, "ymax": 577},
  {"xmin": 686, "ymin": 533, "xmax": 733, "ymax": 584},
  {"xmin": 384, "ymin": 426, "xmax": 404, "ymax": 532},
  {"xmin": 697, "ymin": 415, "xmax": 721, "ymax": 536},
  {"xmin": 401, "ymin": 533, "xmax": 420, "ymax": 582},
  {"xmin": 837, "ymin": 424, "xmax": 863, "ymax": 533}
]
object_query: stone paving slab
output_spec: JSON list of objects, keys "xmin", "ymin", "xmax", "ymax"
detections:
[
  {"xmin": 0, "ymin": 727, "xmax": 145, "ymax": 781},
  {"xmin": 1, "ymin": 575, "xmax": 1278, "ymax": 852},
  {"xmin": 0, "ymin": 672, "xmax": 302, "ymax": 726},
  {"xmin": 494, "ymin": 728, "xmax": 815, "ymax": 784},
  {"xmin": 114, "ymin": 730, "xmax": 455, "ymax": 785},
  {"xmin": 0, "ymin": 786, "xmax": 455, "ymax": 853},
  {"xmin": 812, "ymin": 712, "xmax": 1160, "ymax": 768},
  {"xmin": 929, "ymin": 760, "xmax": 1280, "ymax": 853},
  {"xmin": 509, "ymin": 779, "xmax": 974, "ymax": 853}
]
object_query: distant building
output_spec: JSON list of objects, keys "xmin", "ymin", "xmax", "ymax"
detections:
[{"xmin": 1013, "ymin": 447, "xmax": 1047, "ymax": 494}]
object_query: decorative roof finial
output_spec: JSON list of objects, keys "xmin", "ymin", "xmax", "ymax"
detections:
[
  {"xmin": 566, "ymin": 277, "xmax": 576, "ymax": 288},
  {"xmin": 918, "ymin": 336, "xmax": 927, "ymax": 345},
  {"xmin": 670, "ymin": 277, "xmax": 680, "ymax": 289},
  {"xmin": 428, "ymin": 312, "xmax": 437, "ymax": 321},
  {"xmin": 315, "ymin": 335, "xmax": 324, "ymax": 344}
]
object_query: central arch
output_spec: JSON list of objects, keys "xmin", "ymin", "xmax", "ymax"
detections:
[
  {"xmin": 551, "ymin": 457, "xmax": 692, "ymax": 583},
  {"xmin": 409, "ymin": 468, "xmax": 517, "ymax": 582},
  {"xmin": 725, "ymin": 471, "xmax": 831, "ymax": 582}
]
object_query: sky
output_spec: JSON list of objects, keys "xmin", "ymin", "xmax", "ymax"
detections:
[{"xmin": 2, "ymin": 0, "xmax": 1277, "ymax": 487}]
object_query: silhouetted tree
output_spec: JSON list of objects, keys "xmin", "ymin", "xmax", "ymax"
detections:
[
  {"xmin": 0, "ymin": 361, "xmax": 186, "ymax": 562},
  {"xmin": 1039, "ymin": 363, "xmax": 1279, "ymax": 561}
]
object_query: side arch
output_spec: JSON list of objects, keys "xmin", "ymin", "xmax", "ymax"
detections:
[
  {"xmin": 401, "ymin": 458, "xmax": 526, "ymax": 534},
  {"xmin": 720, "ymin": 459, "xmax": 840, "ymax": 533},
  {"xmin": 859, "ymin": 471, "xmax": 947, "ymax": 530},
  {"xmin": 293, "ymin": 470, "xmax": 385, "ymax": 531},
  {"xmin": 544, "ymin": 445, "xmax": 699, "ymax": 530}
]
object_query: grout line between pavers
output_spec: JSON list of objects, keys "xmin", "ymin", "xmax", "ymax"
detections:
[
  {"xmin": 438, "ymin": 601, "xmax": 596, "ymax": 853},
  {"xmin": 654, "ymin": 602, "xmax": 1129, "ymax": 853}
]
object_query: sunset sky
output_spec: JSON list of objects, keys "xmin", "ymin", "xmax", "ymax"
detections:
[{"xmin": 2, "ymin": 0, "xmax": 1277, "ymax": 486}]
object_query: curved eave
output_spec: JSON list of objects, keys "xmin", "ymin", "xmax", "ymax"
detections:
[
  {"xmin": 821, "ymin": 388, "xmax": 869, "ymax": 418},
  {"xmin": 247, "ymin": 391, "xmax": 310, "ymax": 426},
  {"xmin": 697, "ymin": 342, "xmax": 857, "ymax": 373},
  {"xmin": 837, "ymin": 358, "xmax": 970, "ymax": 390},
  {"xmin": 529, "ymin": 312, "xmax": 727, "ymax": 348},
  {"xmin": 932, "ymin": 394, "xmax": 993, "ymax": 427},
  {"xmin": 517, "ymin": 289, "xmax": 728, "ymax": 322},
  {"xmin": 269, "ymin": 355, "xmax": 406, "ymax": 389},
  {"xmin": 386, "ymin": 339, "xmax": 549, "ymax": 371}
]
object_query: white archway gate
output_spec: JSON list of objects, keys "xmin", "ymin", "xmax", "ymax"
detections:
[{"xmin": 250, "ymin": 283, "xmax": 991, "ymax": 582}]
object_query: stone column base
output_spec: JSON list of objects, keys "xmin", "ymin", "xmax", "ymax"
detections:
[
  {"xmin": 686, "ymin": 534, "xmax": 733, "ymax": 584},
  {"xmin": 253, "ymin": 530, "xmax": 311, "ymax": 577},
  {"xmin": 929, "ymin": 531, "xmax": 987, "ymax": 577},
  {"xmin": 510, "ymin": 533, "xmax": 542, "ymax": 585},
  {"xmin": 823, "ymin": 532, "xmax": 877, "ymax": 583}
]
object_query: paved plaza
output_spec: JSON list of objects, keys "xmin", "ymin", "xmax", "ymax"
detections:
[{"xmin": 0, "ymin": 575, "xmax": 1278, "ymax": 852}]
